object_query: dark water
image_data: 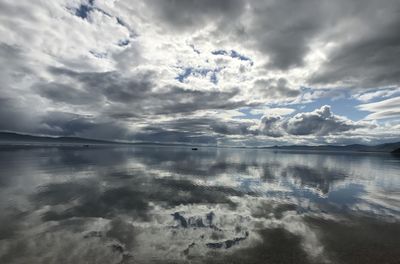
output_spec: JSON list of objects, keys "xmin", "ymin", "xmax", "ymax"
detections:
[{"xmin": 0, "ymin": 146, "xmax": 400, "ymax": 264}]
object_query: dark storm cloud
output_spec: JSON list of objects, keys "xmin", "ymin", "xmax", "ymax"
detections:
[
  {"xmin": 135, "ymin": 117, "xmax": 258, "ymax": 141},
  {"xmin": 309, "ymin": 12, "xmax": 400, "ymax": 87},
  {"xmin": 146, "ymin": 86, "xmax": 244, "ymax": 115},
  {"xmin": 144, "ymin": 0, "xmax": 245, "ymax": 30},
  {"xmin": 45, "ymin": 67, "xmax": 246, "ymax": 116},
  {"xmin": 47, "ymin": 67, "xmax": 154, "ymax": 104},
  {"xmin": 210, "ymin": 121, "xmax": 257, "ymax": 136},
  {"xmin": 0, "ymin": 91, "xmax": 127, "ymax": 140},
  {"xmin": 247, "ymin": 0, "xmax": 326, "ymax": 70},
  {"xmin": 0, "ymin": 44, "xmax": 44, "ymax": 133},
  {"xmin": 0, "ymin": 97, "xmax": 38, "ymax": 133},
  {"xmin": 32, "ymin": 63, "xmax": 254, "ymax": 142},
  {"xmin": 253, "ymin": 78, "xmax": 300, "ymax": 99},
  {"xmin": 39, "ymin": 111, "xmax": 129, "ymax": 139},
  {"xmin": 40, "ymin": 112, "xmax": 97, "ymax": 135},
  {"xmin": 129, "ymin": 116, "xmax": 257, "ymax": 144},
  {"xmin": 248, "ymin": 0, "xmax": 400, "ymax": 73},
  {"xmin": 34, "ymin": 82, "xmax": 99, "ymax": 105}
]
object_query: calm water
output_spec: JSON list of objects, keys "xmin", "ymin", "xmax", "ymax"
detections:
[{"xmin": 0, "ymin": 146, "xmax": 400, "ymax": 264}]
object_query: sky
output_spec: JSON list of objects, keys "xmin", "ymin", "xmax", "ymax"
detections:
[{"xmin": 0, "ymin": 0, "xmax": 399, "ymax": 146}]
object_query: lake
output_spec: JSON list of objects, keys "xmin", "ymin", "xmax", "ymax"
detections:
[{"xmin": 0, "ymin": 146, "xmax": 399, "ymax": 264}]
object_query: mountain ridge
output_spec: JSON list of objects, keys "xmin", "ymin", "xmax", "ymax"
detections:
[{"xmin": 1, "ymin": 131, "xmax": 400, "ymax": 152}]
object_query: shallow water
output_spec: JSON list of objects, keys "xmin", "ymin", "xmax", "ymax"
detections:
[{"xmin": 0, "ymin": 146, "xmax": 399, "ymax": 264}]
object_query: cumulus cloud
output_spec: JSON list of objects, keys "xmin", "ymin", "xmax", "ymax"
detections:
[
  {"xmin": 283, "ymin": 105, "xmax": 364, "ymax": 136},
  {"xmin": 260, "ymin": 115, "xmax": 284, "ymax": 138},
  {"xmin": 260, "ymin": 105, "xmax": 368, "ymax": 137}
]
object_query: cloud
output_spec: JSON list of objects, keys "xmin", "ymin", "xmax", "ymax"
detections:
[
  {"xmin": 0, "ymin": 97, "xmax": 40, "ymax": 134},
  {"xmin": 357, "ymin": 96, "xmax": 400, "ymax": 120},
  {"xmin": 308, "ymin": 0, "xmax": 400, "ymax": 88},
  {"xmin": 160, "ymin": 105, "xmax": 370, "ymax": 141},
  {"xmin": 244, "ymin": 0, "xmax": 327, "ymax": 70},
  {"xmin": 283, "ymin": 105, "xmax": 364, "ymax": 136},
  {"xmin": 250, "ymin": 107, "xmax": 295, "ymax": 116},
  {"xmin": 45, "ymin": 67, "xmax": 247, "ymax": 115},
  {"xmin": 143, "ymin": 0, "xmax": 245, "ymax": 30},
  {"xmin": 260, "ymin": 105, "xmax": 367, "ymax": 137},
  {"xmin": 260, "ymin": 115, "xmax": 284, "ymax": 138},
  {"xmin": 34, "ymin": 82, "xmax": 99, "ymax": 106},
  {"xmin": 252, "ymin": 78, "xmax": 300, "ymax": 100},
  {"xmin": 210, "ymin": 120, "xmax": 258, "ymax": 136},
  {"xmin": 352, "ymin": 87, "xmax": 400, "ymax": 102},
  {"xmin": 38, "ymin": 111, "xmax": 130, "ymax": 139}
]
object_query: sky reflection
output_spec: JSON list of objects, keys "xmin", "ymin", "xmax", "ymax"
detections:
[{"xmin": 0, "ymin": 146, "xmax": 400, "ymax": 263}]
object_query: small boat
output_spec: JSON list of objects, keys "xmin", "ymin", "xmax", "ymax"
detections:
[{"xmin": 191, "ymin": 148, "xmax": 198, "ymax": 151}]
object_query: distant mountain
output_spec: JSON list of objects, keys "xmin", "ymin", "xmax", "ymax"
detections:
[
  {"xmin": 0, "ymin": 131, "xmax": 114, "ymax": 145},
  {"xmin": 266, "ymin": 142, "xmax": 400, "ymax": 153},
  {"xmin": 0, "ymin": 132, "xmax": 203, "ymax": 147},
  {"xmin": 391, "ymin": 148, "xmax": 400, "ymax": 155},
  {"xmin": 1, "ymin": 131, "xmax": 400, "ymax": 153}
]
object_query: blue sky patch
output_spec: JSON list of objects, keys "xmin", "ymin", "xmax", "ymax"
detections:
[
  {"xmin": 75, "ymin": 4, "xmax": 93, "ymax": 19},
  {"xmin": 272, "ymin": 87, "xmax": 371, "ymax": 121},
  {"xmin": 74, "ymin": 1, "xmax": 96, "ymax": 19},
  {"xmin": 176, "ymin": 67, "xmax": 221, "ymax": 84},
  {"xmin": 90, "ymin": 50, "xmax": 107, "ymax": 59},
  {"xmin": 190, "ymin": 44, "xmax": 201, "ymax": 54},
  {"xmin": 292, "ymin": 97, "xmax": 369, "ymax": 121},
  {"xmin": 238, "ymin": 86, "xmax": 375, "ymax": 122},
  {"xmin": 117, "ymin": 39, "xmax": 130, "ymax": 46},
  {"xmin": 236, "ymin": 107, "xmax": 263, "ymax": 120},
  {"xmin": 73, "ymin": 1, "xmax": 116, "ymax": 22},
  {"xmin": 212, "ymin": 49, "xmax": 253, "ymax": 65},
  {"xmin": 212, "ymin": 50, "xmax": 229, "ymax": 56}
]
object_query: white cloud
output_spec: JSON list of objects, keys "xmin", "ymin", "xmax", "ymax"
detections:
[
  {"xmin": 358, "ymin": 96, "xmax": 400, "ymax": 120},
  {"xmin": 250, "ymin": 107, "xmax": 295, "ymax": 116},
  {"xmin": 352, "ymin": 87, "xmax": 400, "ymax": 102}
]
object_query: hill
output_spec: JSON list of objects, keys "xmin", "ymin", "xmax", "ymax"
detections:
[
  {"xmin": 391, "ymin": 148, "xmax": 400, "ymax": 155},
  {"xmin": 1, "ymin": 131, "xmax": 400, "ymax": 153},
  {"xmin": 0, "ymin": 131, "xmax": 113, "ymax": 145},
  {"xmin": 267, "ymin": 142, "xmax": 400, "ymax": 153}
]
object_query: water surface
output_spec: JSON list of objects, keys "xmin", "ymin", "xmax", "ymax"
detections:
[{"xmin": 0, "ymin": 146, "xmax": 399, "ymax": 263}]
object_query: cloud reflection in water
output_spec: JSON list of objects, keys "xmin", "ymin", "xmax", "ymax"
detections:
[{"xmin": 0, "ymin": 146, "xmax": 400, "ymax": 263}]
